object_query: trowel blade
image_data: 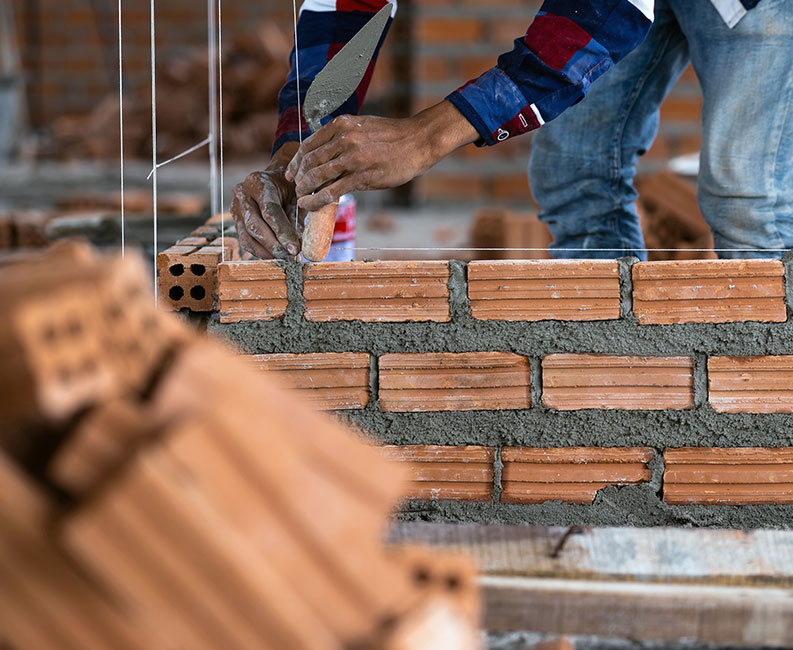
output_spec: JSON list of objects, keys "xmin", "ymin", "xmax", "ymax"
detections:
[{"xmin": 303, "ymin": 2, "xmax": 393, "ymax": 134}]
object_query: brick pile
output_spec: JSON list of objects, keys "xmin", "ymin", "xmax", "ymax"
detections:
[
  {"xmin": 0, "ymin": 243, "xmax": 482, "ymax": 649},
  {"xmin": 210, "ymin": 256, "xmax": 793, "ymax": 524}
]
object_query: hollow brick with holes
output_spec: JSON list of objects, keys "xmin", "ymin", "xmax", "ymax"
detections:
[{"xmin": 157, "ymin": 241, "xmax": 236, "ymax": 312}]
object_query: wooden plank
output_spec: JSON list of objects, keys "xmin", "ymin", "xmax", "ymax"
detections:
[{"xmin": 483, "ymin": 576, "xmax": 793, "ymax": 647}]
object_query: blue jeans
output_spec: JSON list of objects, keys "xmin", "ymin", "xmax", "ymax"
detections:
[{"xmin": 528, "ymin": 0, "xmax": 793, "ymax": 260}]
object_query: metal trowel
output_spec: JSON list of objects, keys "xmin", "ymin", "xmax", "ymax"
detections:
[{"xmin": 299, "ymin": 2, "xmax": 393, "ymax": 262}]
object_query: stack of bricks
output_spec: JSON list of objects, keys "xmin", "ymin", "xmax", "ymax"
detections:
[
  {"xmin": 157, "ymin": 213, "xmax": 242, "ymax": 312},
  {"xmin": 212, "ymin": 256, "xmax": 793, "ymax": 527},
  {"xmin": 0, "ymin": 244, "xmax": 481, "ymax": 649}
]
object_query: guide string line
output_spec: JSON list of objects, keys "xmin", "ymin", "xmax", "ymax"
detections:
[
  {"xmin": 350, "ymin": 247, "xmax": 789, "ymax": 253},
  {"xmin": 145, "ymin": 136, "xmax": 212, "ymax": 180},
  {"xmin": 150, "ymin": 0, "xmax": 158, "ymax": 305},
  {"xmin": 118, "ymin": 0, "xmax": 124, "ymax": 258},
  {"xmin": 292, "ymin": 0, "xmax": 303, "ymax": 231}
]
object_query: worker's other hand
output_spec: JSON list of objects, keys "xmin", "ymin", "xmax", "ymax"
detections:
[
  {"xmin": 231, "ymin": 142, "xmax": 302, "ymax": 259},
  {"xmin": 286, "ymin": 101, "xmax": 479, "ymax": 212}
]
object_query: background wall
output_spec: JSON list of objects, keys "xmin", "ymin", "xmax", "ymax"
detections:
[{"xmin": 9, "ymin": 0, "xmax": 703, "ymax": 207}]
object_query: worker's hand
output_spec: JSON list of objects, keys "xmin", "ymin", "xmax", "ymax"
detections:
[
  {"xmin": 231, "ymin": 142, "xmax": 302, "ymax": 259},
  {"xmin": 286, "ymin": 100, "xmax": 479, "ymax": 212}
]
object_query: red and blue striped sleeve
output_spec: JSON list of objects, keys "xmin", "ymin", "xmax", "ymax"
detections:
[
  {"xmin": 273, "ymin": 0, "xmax": 396, "ymax": 154},
  {"xmin": 447, "ymin": 0, "xmax": 654, "ymax": 146}
]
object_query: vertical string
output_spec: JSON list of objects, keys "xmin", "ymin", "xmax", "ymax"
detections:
[
  {"xmin": 150, "ymin": 0, "xmax": 158, "ymax": 304},
  {"xmin": 118, "ymin": 0, "xmax": 125, "ymax": 257},
  {"xmin": 218, "ymin": 0, "xmax": 226, "ymax": 261},
  {"xmin": 208, "ymin": 0, "xmax": 220, "ymax": 224},
  {"xmin": 292, "ymin": 0, "xmax": 302, "ymax": 230}
]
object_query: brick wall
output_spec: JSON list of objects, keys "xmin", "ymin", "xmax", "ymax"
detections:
[{"xmin": 209, "ymin": 256, "xmax": 793, "ymax": 528}]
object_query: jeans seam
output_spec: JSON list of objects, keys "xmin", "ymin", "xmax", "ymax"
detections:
[
  {"xmin": 608, "ymin": 27, "xmax": 679, "ymax": 246},
  {"xmin": 769, "ymin": 69, "xmax": 793, "ymax": 245}
]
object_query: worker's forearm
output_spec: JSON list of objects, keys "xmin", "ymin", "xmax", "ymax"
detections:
[{"xmin": 411, "ymin": 100, "xmax": 480, "ymax": 169}]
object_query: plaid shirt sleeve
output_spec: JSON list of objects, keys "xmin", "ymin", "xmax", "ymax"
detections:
[
  {"xmin": 272, "ymin": 0, "xmax": 396, "ymax": 154},
  {"xmin": 447, "ymin": 0, "xmax": 654, "ymax": 146}
]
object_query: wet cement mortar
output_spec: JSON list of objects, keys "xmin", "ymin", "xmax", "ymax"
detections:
[{"xmin": 209, "ymin": 259, "xmax": 793, "ymax": 529}]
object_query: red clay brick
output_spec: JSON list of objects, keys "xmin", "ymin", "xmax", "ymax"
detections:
[
  {"xmin": 632, "ymin": 260, "xmax": 786, "ymax": 325},
  {"xmin": 304, "ymin": 261, "xmax": 450, "ymax": 323},
  {"xmin": 709, "ymin": 356, "xmax": 793, "ymax": 414},
  {"xmin": 664, "ymin": 448, "xmax": 793, "ymax": 505},
  {"xmin": 379, "ymin": 445, "xmax": 495, "ymax": 501},
  {"xmin": 379, "ymin": 352, "xmax": 531, "ymax": 412},
  {"xmin": 249, "ymin": 353, "xmax": 370, "ymax": 410},
  {"xmin": 501, "ymin": 447, "xmax": 654, "ymax": 505},
  {"xmin": 469, "ymin": 260, "xmax": 620, "ymax": 321},
  {"xmin": 217, "ymin": 261, "xmax": 288, "ymax": 323},
  {"xmin": 157, "ymin": 238, "xmax": 239, "ymax": 312},
  {"xmin": 542, "ymin": 354, "xmax": 695, "ymax": 411},
  {"xmin": 415, "ymin": 16, "xmax": 483, "ymax": 44}
]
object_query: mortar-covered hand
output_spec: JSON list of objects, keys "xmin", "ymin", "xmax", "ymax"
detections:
[
  {"xmin": 285, "ymin": 100, "xmax": 479, "ymax": 212},
  {"xmin": 230, "ymin": 142, "xmax": 303, "ymax": 259}
]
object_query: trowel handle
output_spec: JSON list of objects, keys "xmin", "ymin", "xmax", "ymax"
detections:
[{"xmin": 302, "ymin": 202, "xmax": 338, "ymax": 262}]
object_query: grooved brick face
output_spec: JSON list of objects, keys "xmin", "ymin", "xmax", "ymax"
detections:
[
  {"xmin": 664, "ymin": 448, "xmax": 793, "ymax": 505},
  {"xmin": 468, "ymin": 260, "xmax": 620, "ymax": 321},
  {"xmin": 217, "ymin": 261, "xmax": 288, "ymax": 323},
  {"xmin": 303, "ymin": 261, "xmax": 450, "ymax": 323},
  {"xmin": 708, "ymin": 356, "xmax": 793, "ymax": 414},
  {"xmin": 501, "ymin": 447, "xmax": 654, "ymax": 505},
  {"xmin": 542, "ymin": 355, "xmax": 695, "ymax": 411},
  {"xmin": 632, "ymin": 260, "xmax": 786, "ymax": 325},
  {"xmin": 379, "ymin": 445, "xmax": 495, "ymax": 501},
  {"xmin": 379, "ymin": 352, "xmax": 531, "ymax": 412},
  {"xmin": 249, "ymin": 353, "xmax": 370, "ymax": 410}
]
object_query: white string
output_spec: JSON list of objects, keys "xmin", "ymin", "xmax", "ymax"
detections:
[
  {"xmin": 118, "ymin": 0, "xmax": 125, "ymax": 257},
  {"xmin": 208, "ymin": 0, "xmax": 220, "ymax": 224},
  {"xmin": 150, "ymin": 0, "xmax": 158, "ymax": 304},
  {"xmin": 350, "ymin": 247, "xmax": 789, "ymax": 253},
  {"xmin": 146, "ymin": 136, "xmax": 211, "ymax": 179},
  {"xmin": 218, "ymin": 0, "xmax": 226, "ymax": 261},
  {"xmin": 292, "ymin": 0, "xmax": 302, "ymax": 230}
]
